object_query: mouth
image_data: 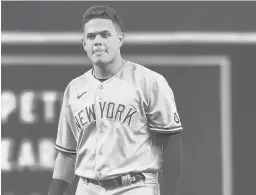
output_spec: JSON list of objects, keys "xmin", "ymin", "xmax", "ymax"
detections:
[{"xmin": 93, "ymin": 50, "xmax": 107, "ymax": 55}]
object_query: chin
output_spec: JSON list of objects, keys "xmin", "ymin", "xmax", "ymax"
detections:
[
  {"xmin": 93, "ymin": 58, "xmax": 111, "ymax": 66},
  {"xmin": 92, "ymin": 60, "xmax": 106, "ymax": 67}
]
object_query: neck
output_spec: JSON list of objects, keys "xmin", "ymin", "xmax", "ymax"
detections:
[{"xmin": 93, "ymin": 55, "xmax": 124, "ymax": 79}]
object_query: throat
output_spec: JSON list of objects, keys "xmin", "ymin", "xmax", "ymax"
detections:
[
  {"xmin": 97, "ymin": 78, "xmax": 109, "ymax": 82},
  {"xmin": 92, "ymin": 68, "xmax": 111, "ymax": 81},
  {"xmin": 92, "ymin": 59, "xmax": 127, "ymax": 80}
]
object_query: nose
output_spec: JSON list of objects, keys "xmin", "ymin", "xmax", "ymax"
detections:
[{"xmin": 93, "ymin": 35, "xmax": 103, "ymax": 47}]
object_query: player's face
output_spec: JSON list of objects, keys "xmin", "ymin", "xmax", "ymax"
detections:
[{"xmin": 83, "ymin": 19, "xmax": 124, "ymax": 65}]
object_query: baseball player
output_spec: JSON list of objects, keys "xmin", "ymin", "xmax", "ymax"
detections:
[{"xmin": 48, "ymin": 5, "xmax": 183, "ymax": 195}]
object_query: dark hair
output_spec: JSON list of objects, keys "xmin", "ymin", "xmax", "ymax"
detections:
[{"xmin": 82, "ymin": 5, "xmax": 122, "ymax": 31}]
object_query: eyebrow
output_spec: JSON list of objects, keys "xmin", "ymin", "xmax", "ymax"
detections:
[{"xmin": 86, "ymin": 30, "xmax": 110, "ymax": 36}]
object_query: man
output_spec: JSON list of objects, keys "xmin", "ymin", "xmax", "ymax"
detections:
[{"xmin": 48, "ymin": 5, "xmax": 183, "ymax": 195}]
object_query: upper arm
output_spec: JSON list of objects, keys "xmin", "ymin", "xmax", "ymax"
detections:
[
  {"xmin": 53, "ymin": 152, "xmax": 76, "ymax": 183},
  {"xmin": 146, "ymin": 75, "xmax": 183, "ymax": 134},
  {"xmin": 49, "ymin": 152, "xmax": 76, "ymax": 195},
  {"xmin": 55, "ymin": 85, "xmax": 77, "ymax": 154},
  {"xmin": 155, "ymin": 132, "xmax": 182, "ymax": 152},
  {"xmin": 160, "ymin": 128, "xmax": 183, "ymax": 195}
]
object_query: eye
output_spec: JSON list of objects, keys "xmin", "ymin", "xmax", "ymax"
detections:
[
  {"xmin": 87, "ymin": 34, "xmax": 95, "ymax": 40},
  {"xmin": 101, "ymin": 32, "xmax": 109, "ymax": 38}
]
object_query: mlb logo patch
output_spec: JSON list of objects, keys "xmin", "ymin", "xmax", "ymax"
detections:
[{"xmin": 174, "ymin": 113, "xmax": 180, "ymax": 123}]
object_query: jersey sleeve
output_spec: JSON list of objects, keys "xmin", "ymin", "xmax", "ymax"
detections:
[
  {"xmin": 146, "ymin": 75, "xmax": 183, "ymax": 133},
  {"xmin": 55, "ymin": 84, "xmax": 77, "ymax": 154}
]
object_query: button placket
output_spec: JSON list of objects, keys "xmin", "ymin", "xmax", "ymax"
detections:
[
  {"xmin": 94, "ymin": 89, "xmax": 106, "ymax": 176},
  {"xmin": 94, "ymin": 120, "xmax": 106, "ymax": 178},
  {"xmin": 97, "ymin": 84, "xmax": 104, "ymax": 101},
  {"xmin": 94, "ymin": 120, "xmax": 103, "ymax": 171},
  {"xmin": 97, "ymin": 172, "xmax": 102, "ymax": 178},
  {"xmin": 97, "ymin": 126, "xmax": 104, "ymax": 155},
  {"xmin": 98, "ymin": 85, "xmax": 103, "ymax": 90}
]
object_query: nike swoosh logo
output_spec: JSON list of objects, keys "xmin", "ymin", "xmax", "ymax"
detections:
[{"xmin": 77, "ymin": 91, "xmax": 87, "ymax": 99}]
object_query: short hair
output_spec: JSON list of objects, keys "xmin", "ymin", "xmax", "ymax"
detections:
[{"xmin": 82, "ymin": 5, "xmax": 122, "ymax": 31}]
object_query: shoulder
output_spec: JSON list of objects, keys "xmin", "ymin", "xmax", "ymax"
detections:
[
  {"xmin": 70, "ymin": 69, "xmax": 92, "ymax": 87},
  {"xmin": 126, "ymin": 60, "xmax": 167, "ymax": 85},
  {"xmin": 63, "ymin": 69, "xmax": 92, "ymax": 99}
]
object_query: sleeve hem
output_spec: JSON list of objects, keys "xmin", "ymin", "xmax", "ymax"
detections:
[
  {"xmin": 55, "ymin": 144, "xmax": 77, "ymax": 154},
  {"xmin": 150, "ymin": 126, "xmax": 183, "ymax": 133}
]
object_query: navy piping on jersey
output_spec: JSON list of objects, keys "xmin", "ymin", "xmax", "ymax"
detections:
[
  {"xmin": 149, "ymin": 125, "xmax": 183, "ymax": 130},
  {"xmin": 91, "ymin": 60, "xmax": 127, "ymax": 82},
  {"xmin": 91, "ymin": 69, "xmax": 110, "ymax": 82},
  {"xmin": 55, "ymin": 144, "xmax": 77, "ymax": 154},
  {"xmin": 149, "ymin": 125, "xmax": 183, "ymax": 133}
]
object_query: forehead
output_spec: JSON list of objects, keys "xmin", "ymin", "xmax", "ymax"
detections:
[{"xmin": 84, "ymin": 19, "xmax": 117, "ymax": 34}]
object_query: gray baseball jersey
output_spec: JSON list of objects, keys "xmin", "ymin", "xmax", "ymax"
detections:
[{"xmin": 55, "ymin": 61, "xmax": 183, "ymax": 180}]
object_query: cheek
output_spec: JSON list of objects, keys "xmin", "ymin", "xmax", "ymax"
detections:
[{"xmin": 107, "ymin": 42, "xmax": 120, "ymax": 54}]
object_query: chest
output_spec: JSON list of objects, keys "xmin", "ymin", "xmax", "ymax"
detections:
[
  {"xmin": 71, "ymin": 80, "xmax": 143, "ymax": 108},
  {"xmin": 68, "ymin": 79, "xmax": 147, "ymax": 129}
]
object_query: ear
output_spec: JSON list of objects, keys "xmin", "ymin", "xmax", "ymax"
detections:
[
  {"xmin": 82, "ymin": 38, "xmax": 87, "ymax": 51},
  {"xmin": 118, "ymin": 32, "xmax": 124, "ymax": 47}
]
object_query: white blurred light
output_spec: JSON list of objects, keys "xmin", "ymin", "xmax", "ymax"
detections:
[
  {"xmin": 1, "ymin": 91, "xmax": 17, "ymax": 123},
  {"xmin": 17, "ymin": 139, "xmax": 36, "ymax": 170},
  {"xmin": 20, "ymin": 91, "xmax": 38, "ymax": 124},
  {"xmin": 38, "ymin": 139, "xmax": 56, "ymax": 169},
  {"xmin": 42, "ymin": 92, "xmax": 58, "ymax": 123},
  {"xmin": 1, "ymin": 138, "xmax": 14, "ymax": 171},
  {"xmin": 1, "ymin": 31, "xmax": 256, "ymax": 44}
]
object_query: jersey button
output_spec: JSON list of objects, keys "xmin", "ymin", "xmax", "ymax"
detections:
[
  {"xmin": 99, "ymin": 150, "xmax": 103, "ymax": 155},
  {"xmin": 99, "ymin": 97, "xmax": 103, "ymax": 100},
  {"xmin": 100, "ymin": 129, "xmax": 104, "ymax": 134},
  {"xmin": 99, "ymin": 85, "xmax": 103, "ymax": 90}
]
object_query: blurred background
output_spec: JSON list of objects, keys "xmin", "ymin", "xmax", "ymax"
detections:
[{"xmin": 1, "ymin": 1, "xmax": 256, "ymax": 195}]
